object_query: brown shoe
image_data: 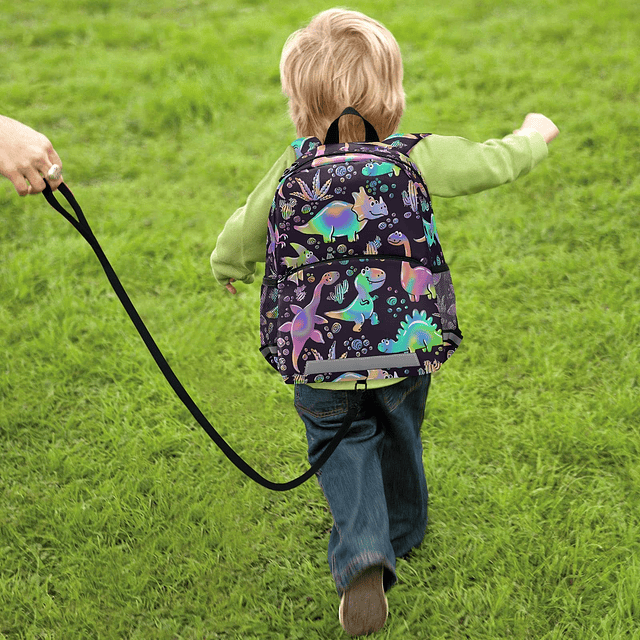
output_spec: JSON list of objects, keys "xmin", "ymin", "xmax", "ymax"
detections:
[{"xmin": 339, "ymin": 565, "xmax": 388, "ymax": 636}]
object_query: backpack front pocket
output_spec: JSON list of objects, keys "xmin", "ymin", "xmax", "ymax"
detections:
[{"xmin": 261, "ymin": 255, "xmax": 458, "ymax": 383}]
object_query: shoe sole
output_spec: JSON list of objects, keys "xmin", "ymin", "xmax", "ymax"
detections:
[{"xmin": 339, "ymin": 565, "xmax": 388, "ymax": 636}]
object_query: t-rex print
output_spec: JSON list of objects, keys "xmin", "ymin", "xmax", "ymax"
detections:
[{"xmin": 325, "ymin": 266, "xmax": 386, "ymax": 332}]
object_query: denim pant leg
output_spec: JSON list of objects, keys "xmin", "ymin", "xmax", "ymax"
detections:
[
  {"xmin": 373, "ymin": 375, "xmax": 431, "ymax": 559},
  {"xmin": 294, "ymin": 375, "xmax": 431, "ymax": 596},
  {"xmin": 295, "ymin": 384, "xmax": 397, "ymax": 596}
]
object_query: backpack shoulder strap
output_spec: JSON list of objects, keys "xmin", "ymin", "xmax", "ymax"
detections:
[
  {"xmin": 291, "ymin": 136, "xmax": 323, "ymax": 160},
  {"xmin": 382, "ymin": 133, "xmax": 431, "ymax": 156}
]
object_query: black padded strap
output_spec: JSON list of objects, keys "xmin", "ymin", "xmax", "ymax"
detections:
[{"xmin": 324, "ymin": 107, "xmax": 379, "ymax": 144}]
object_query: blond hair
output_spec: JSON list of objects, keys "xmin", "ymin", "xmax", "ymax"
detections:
[{"xmin": 280, "ymin": 8, "xmax": 405, "ymax": 142}]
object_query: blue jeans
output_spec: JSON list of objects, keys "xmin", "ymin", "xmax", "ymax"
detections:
[{"xmin": 294, "ymin": 375, "xmax": 431, "ymax": 595}]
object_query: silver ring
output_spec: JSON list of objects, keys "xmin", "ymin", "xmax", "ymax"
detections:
[{"xmin": 47, "ymin": 164, "xmax": 62, "ymax": 181}]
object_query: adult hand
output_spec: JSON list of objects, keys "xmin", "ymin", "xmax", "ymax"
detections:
[
  {"xmin": 225, "ymin": 278, "xmax": 238, "ymax": 294},
  {"xmin": 0, "ymin": 115, "xmax": 64, "ymax": 196}
]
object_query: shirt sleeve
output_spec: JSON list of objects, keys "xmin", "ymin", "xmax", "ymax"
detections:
[
  {"xmin": 410, "ymin": 130, "xmax": 549, "ymax": 198},
  {"xmin": 210, "ymin": 146, "xmax": 296, "ymax": 286}
]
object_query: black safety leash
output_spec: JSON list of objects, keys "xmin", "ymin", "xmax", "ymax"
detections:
[{"xmin": 42, "ymin": 183, "xmax": 366, "ymax": 491}]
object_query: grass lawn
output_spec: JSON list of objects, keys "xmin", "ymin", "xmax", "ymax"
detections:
[{"xmin": 1, "ymin": 0, "xmax": 639, "ymax": 637}]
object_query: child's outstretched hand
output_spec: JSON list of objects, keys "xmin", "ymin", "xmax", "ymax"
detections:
[
  {"xmin": 514, "ymin": 113, "xmax": 559, "ymax": 144},
  {"xmin": 225, "ymin": 278, "xmax": 237, "ymax": 294}
]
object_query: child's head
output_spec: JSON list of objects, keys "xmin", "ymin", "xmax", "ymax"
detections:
[{"xmin": 280, "ymin": 8, "xmax": 405, "ymax": 143}]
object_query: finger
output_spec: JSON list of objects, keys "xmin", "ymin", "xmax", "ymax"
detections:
[
  {"xmin": 48, "ymin": 178, "xmax": 63, "ymax": 191},
  {"xmin": 47, "ymin": 145, "xmax": 63, "ymax": 169},
  {"xmin": 23, "ymin": 167, "xmax": 47, "ymax": 195},
  {"xmin": 9, "ymin": 172, "xmax": 31, "ymax": 197}
]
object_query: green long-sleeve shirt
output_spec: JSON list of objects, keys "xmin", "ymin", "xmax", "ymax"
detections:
[{"xmin": 211, "ymin": 130, "xmax": 548, "ymax": 390}]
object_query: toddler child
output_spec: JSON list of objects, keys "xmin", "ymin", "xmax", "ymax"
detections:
[{"xmin": 211, "ymin": 8, "xmax": 558, "ymax": 636}]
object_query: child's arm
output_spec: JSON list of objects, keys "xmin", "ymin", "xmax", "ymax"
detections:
[
  {"xmin": 410, "ymin": 113, "xmax": 558, "ymax": 198},
  {"xmin": 210, "ymin": 146, "xmax": 295, "ymax": 293}
]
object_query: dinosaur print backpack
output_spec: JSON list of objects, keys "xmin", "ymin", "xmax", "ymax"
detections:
[{"xmin": 259, "ymin": 108, "xmax": 462, "ymax": 385}]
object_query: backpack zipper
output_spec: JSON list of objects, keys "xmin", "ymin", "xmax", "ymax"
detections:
[
  {"xmin": 281, "ymin": 148, "xmax": 421, "ymax": 184},
  {"xmin": 265, "ymin": 253, "xmax": 426, "ymax": 286}
]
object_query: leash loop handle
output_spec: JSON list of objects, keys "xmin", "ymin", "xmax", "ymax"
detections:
[
  {"xmin": 43, "ymin": 183, "xmax": 91, "ymax": 237},
  {"xmin": 42, "ymin": 183, "xmax": 362, "ymax": 491}
]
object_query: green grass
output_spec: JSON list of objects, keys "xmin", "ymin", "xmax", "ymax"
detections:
[{"xmin": 1, "ymin": 0, "xmax": 639, "ymax": 637}]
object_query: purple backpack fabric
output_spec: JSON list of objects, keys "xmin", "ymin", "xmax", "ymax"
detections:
[{"xmin": 260, "ymin": 112, "xmax": 462, "ymax": 385}]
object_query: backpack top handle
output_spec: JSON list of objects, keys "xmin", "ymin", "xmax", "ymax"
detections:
[{"xmin": 324, "ymin": 107, "xmax": 380, "ymax": 144}]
